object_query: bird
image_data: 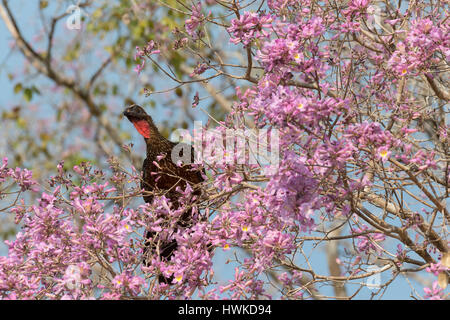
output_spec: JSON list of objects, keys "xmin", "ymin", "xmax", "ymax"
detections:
[{"xmin": 123, "ymin": 104, "xmax": 204, "ymax": 284}]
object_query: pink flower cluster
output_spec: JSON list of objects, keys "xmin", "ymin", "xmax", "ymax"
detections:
[
  {"xmin": 134, "ymin": 40, "xmax": 160, "ymax": 74},
  {"xmin": 388, "ymin": 18, "xmax": 449, "ymax": 76},
  {"xmin": 228, "ymin": 12, "xmax": 273, "ymax": 46},
  {"xmin": 0, "ymin": 157, "xmax": 38, "ymax": 192},
  {"xmin": 185, "ymin": 2, "xmax": 208, "ymax": 39},
  {"xmin": 0, "ymin": 161, "xmax": 215, "ymax": 299}
]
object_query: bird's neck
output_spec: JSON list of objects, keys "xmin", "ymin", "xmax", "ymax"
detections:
[
  {"xmin": 132, "ymin": 117, "xmax": 164, "ymax": 143},
  {"xmin": 144, "ymin": 130, "xmax": 173, "ymax": 159}
]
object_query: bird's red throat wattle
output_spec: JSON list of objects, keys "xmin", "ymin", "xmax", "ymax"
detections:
[{"xmin": 132, "ymin": 120, "xmax": 151, "ymax": 138}]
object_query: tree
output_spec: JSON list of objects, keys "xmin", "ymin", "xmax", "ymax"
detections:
[{"xmin": 0, "ymin": 0, "xmax": 449, "ymax": 300}]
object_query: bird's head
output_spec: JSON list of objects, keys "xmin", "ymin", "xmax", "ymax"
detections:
[
  {"xmin": 123, "ymin": 104, "xmax": 149, "ymax": 121},
  {"xmin": 123, "ymin": 104, "xmax": 155, "ymax": 139}
]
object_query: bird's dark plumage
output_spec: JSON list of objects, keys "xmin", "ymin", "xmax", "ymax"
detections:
[{"xmin": 124, "ymin": 104, "xmax": 204, "ymax": 284}]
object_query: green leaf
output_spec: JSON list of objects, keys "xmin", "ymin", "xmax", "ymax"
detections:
[
  {"xmin": 56, "ymin": 108, "xmax": 63, "ymax": 122},
  {"xmin": 23, "ymin": 88, "xmax": 33, "ymax": 102},
  {"xmin": 14, "ymin": 83, "xmax": 22, "ymax": 94},
  {"xmin": 39, "ymin": 0, "xmax": 48, "ymax": 9},
  {"xmin": 31, "ymin": 85, "xmax": 41, "ymax": 95},
  {"xmin": 16, "ymin": 117, "xmax": 26, "ymax": 129}
]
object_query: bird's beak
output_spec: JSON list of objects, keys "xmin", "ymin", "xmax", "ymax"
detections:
[
  {"xmin": 123, "ymin": 109, "xmax": 132, "ymax": 118},
  {"xmin": 123, "ymin": 108, "xmax": 140, "ymax": 119}
]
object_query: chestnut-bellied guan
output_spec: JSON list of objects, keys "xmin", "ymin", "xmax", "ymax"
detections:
[{"xmin": 123, "ymin": 104, "xmax": 204, "ymax": 284}]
